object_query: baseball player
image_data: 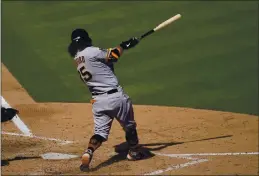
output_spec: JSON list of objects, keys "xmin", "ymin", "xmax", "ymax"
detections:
[
  {"xmin": 1, "ymin": 107, "xmax": 19, "ymax": 166},
  {"xmin": 68, "ymin": 29, "xmax": 144, "ymax": 171}
]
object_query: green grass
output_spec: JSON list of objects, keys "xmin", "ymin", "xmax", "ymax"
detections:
[{"xmin": 2, "ymin": 1, "xmax": 258, "ymax": 115}]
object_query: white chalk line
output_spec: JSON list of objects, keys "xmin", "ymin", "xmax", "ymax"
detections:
[
  {"xmin": 1, "ymin": 96, "xmax": 32, "ymax": 135},
  {"xmin": 2, "ymin": 131, "xmax": 73, "ymax": 145},
  {"xmin": 144, "ymin": 158, "xmax": 208, "ymax": 175},
  {"xmin": 153, "ymin": 152, "xmax": 259, "ymax": 157},
  {"xmin": 145, "ymin": 151, "xmax": 259, "ymax": 175}
]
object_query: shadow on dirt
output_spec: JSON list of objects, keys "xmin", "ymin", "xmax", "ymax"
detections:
[
  {"xmin": 142, "ymin": 134, "xmax": 233, "ymax": 151},
  {"xmin": 87, "ymin": 134, "xmax": 232, "ymax": 172},
  {"xmin": 88, "ymin": 146, "xmax": 154, "ymax": 172},
  {"xmin": 1, "ymin": 156, "xmax": 41, "ymax": 166}
]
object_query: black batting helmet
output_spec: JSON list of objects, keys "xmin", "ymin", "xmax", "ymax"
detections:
[
  {"xmin": 68, "ymin": 28, "xmax": 92, "ymax": 57},
  {"xmin": 71, "ymin": 28, "xmax": 91, "ymax": 42}
]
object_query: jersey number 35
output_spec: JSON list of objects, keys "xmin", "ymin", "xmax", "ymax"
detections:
[{"xmin": 78, "ymin": 65, "xmax": 92, "ymax": 83}]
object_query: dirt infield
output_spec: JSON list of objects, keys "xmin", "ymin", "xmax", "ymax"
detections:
[{"xmin": 1, "ymin": 64, "xmax": 258, "ymax": 175}]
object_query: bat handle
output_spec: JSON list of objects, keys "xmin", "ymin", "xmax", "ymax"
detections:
[{"xmin": 139, "ymin": 29, "xmax": 154, "ymax": 40}]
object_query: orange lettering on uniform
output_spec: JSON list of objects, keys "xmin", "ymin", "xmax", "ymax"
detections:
[{"xmin": 75, "ymin": 56, "xmax": 85, "ymax": 66}]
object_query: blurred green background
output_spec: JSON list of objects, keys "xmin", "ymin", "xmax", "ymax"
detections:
[{"xmin": 2, "ymin": 1, "xmax": 258, "ymax": 115}]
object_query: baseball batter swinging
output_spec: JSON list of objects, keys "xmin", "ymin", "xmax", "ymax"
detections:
[{"xmin": 68, "ymin": 29, "xmax": 144, "ymax": 171}]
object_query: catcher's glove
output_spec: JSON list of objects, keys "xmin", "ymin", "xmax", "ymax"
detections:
[{"xmin": 1, "ymin": 107, "xmax": 19, "ymax": 123}]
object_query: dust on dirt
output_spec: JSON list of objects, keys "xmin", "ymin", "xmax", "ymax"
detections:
[{"xmin": 1, "ymin": 63, "xmax": 258, "ymax": 175}]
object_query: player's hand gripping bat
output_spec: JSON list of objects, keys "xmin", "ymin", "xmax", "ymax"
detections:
[{"xmin": 139, "ymin": 14, "xmax": 182, "ymax": 40}]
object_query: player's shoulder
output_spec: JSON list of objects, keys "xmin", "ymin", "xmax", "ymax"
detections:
[
  {"xmin": 84, "ymin": 46, "xmax": 105, "ymax": 57},
  {"xmin": 87, "ymin": 46, "xmax": 106, "ymax": 53},
  {"xmin": 75, "ymin": 46, "xmax": 107, "ymax": 61},
  {"xmin": 74, "ymin": 47, "xmax": 95, "ymax": 59}
]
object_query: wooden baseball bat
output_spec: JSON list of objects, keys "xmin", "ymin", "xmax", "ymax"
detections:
[{"xmin": 139, "ymin": 14, "xmax": 182, "ymax": 40}]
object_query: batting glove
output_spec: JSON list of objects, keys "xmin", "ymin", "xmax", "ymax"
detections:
[{"xmin": 120, "ymin": 37, "xmax": 139, "ymax": 50}]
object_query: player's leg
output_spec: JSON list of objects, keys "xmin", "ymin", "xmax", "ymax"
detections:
[
  {"xmin": 115, "ymin": 94, "xmax": 144, "ymax": 160},
  {"xmin": 124, "ymin": 123, "xmax": 144, "ymax": 160},
  {"xmin": 81, "ymin": 134, "xmax": 104, "ymax": 169},
  {"xmin": 80, "ymin": 111, "xmax": 113, "ymax": 171}
]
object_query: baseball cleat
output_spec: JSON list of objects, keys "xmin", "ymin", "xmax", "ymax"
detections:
[
  {"xmin": 80, "ymin": 150, "xmax": 93, "ymax": 172},
  {"xmin": 127, "ymin": 148, "xmax": 145, "ymax": 161}
]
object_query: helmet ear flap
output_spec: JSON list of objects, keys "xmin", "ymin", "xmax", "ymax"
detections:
[{"xmin": 68, "ymin": 41, "xmax": 78, "ymax": 57}]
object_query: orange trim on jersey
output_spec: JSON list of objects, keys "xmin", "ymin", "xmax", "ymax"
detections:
[
  {"xmin": 106, "ymin": 48, "xmax": 111, "ymax": 62},
  {"xmin": 111, "ymin": 52, "xmax": 119, "ymax": 59},
  {"xmin": 90, "ymin": 99, "xmax": 96, "ymax": 104}
]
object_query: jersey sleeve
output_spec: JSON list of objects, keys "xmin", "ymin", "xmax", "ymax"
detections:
[{"xmin": 94, "ymin": 47, "xmax": 123, "ymax": 63}]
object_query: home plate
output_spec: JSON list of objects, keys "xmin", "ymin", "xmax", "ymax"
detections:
[{"xmin": 41, "ymin": 152, "xmax": 79, "ymax": 160}]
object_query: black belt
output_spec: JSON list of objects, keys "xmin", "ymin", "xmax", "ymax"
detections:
[{"xmin": 92, "ymin": 89, "xmax": 118, "ymax": 96}]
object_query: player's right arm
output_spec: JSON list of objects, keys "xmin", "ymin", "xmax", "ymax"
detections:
[{"xmin": 95, "ymin": 37, "xmax": 139, "ymax": 63}]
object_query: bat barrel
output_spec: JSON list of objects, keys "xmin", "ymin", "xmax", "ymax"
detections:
[
  {"xmin": 139, "ymin": 14, "xmax": 182, "ymax": 40},
  {"xmin": 154, "ymin": 14, "xmax": 181, "ymax": 31}
]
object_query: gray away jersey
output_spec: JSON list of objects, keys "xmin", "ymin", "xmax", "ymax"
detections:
[{"xmin": 74, "ymin": 46, "xmax": 119, "ymax": 94}]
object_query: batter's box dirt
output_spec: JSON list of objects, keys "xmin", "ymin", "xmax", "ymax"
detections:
[{"xmin": 1, "ymin": 63, "xmax": 258, "ymax": 175}]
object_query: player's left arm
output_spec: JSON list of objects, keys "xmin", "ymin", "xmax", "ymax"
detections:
[
  {"xmin": 96, "ymin": 37, "xmax": 139, "ymax": 63},
  {"xmin": 105, "ymin": 46, "xmax": 124, "ymax": 62}
]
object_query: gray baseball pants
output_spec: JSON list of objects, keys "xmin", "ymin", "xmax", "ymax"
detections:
[{"xmin": 91, "ymin": 87, "xmax": 136, "ymax": 140}]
